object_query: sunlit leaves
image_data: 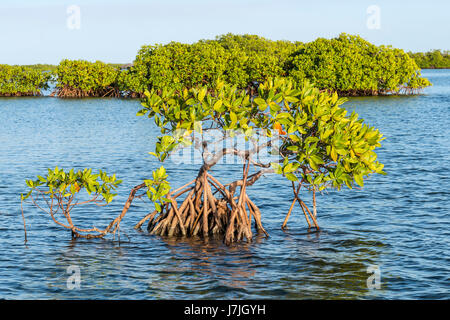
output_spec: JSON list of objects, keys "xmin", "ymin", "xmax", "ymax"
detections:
[
  {"xmin": 255, "ymin": 78, "xmax": 386, "ymax": 191},
  {"xmin": 0, "ymin": 65, "xmax": 50, "ymax": 96},
  {"xmin": 140, "ymin": 74, "xmax": 386, "ymax": 196},
  {"xmin": 288, "ymin": 33, "xmax": 430, "ymax": 94},
  {"xmin": 144, "ymin": 166, "xmax": 171, "ymax": 212},
  {"xmin": 54, "ymin": 60, "xmax": 119, "ymax": 95},
  {"xmin": 21, "ymin": 167, "xmax": 122, "ymax": 204}
]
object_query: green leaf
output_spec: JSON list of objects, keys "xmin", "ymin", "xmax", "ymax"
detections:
[
  {"xmin": 283, "ymin": 162, "xmax": 299, "ymax": 173},
  {"xmin": 136, "ymin": 109, "xmax": 148, "ymax": 116},
  {"xmin": 308, "ymin": 158, "xmax": 319, "ymax": 171},
  {"xmin": 198, "ymin": 87, "xmax": 207, "ymax": 102},
  {"xmin": 230, "ymin": 111, "xmax": 237, "ymax": 125},
  {"xmin": 213, "ymin": 100, "xmax": 223, "ymax": 112},
  {"xmin": 194, "ymin": 121, "xmax": 202, "ymax": 133},
  {"xmin": 330, "ymin": 147, "xmax": 338, "ymax": 162},
  {"xmin": 285, "ymin": 96, "xmax": 299, "ymax": 103},
  {"xmin": 322, "ymin": 128, "xmax": 333, "ymax": 140},
  {"xmin": 354, "ymin": 173, "xmax": 364, "ymax": 187},
  {"xmin": 270, "ymin": 162, "xmax": 283, "ymax": 174},
  {"xmin": 285, "ymin": 173, "xmax": 298, "ymax": 181},
  {"xmin": 254, "ymin": 97, "xmax": 267, "ymax": 110}
]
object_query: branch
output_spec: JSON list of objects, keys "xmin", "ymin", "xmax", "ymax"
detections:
[{"xmin": 227, "ymin": 168, "xmax": 275, "ymax": 195}]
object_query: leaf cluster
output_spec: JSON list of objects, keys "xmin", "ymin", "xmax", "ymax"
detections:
[
  {"xmin": 138, "ymin": 77, "xmax": 386, "ymax": 193},
  {"xmin": 144, "ymin": 166, "xmax": 171, "ymax": 212},
  {"xmin": 287, "ymin": 33, "xmax": 431, "ymax": 94},
  {"xmin": 22, "ymin": 167, "xmax": 122, "ymax": 205}
]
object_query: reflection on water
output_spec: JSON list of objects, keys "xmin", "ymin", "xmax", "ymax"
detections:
[{"xmin": 0, "ymin": 70, "xmax": 449, "ymax": 299}]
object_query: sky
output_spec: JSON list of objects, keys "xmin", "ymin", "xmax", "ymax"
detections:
[{"xmin": 0, "ymin": 0, "xmax": 449, "ymax": 64}]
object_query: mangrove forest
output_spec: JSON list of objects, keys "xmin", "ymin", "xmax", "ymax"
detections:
[{"xmin": 1, "ymin": 33, "xmax": 431, "ymax": 98}]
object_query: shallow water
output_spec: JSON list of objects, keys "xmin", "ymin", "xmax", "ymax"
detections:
[{"xmin": 0, "ymin": 70, "xmax": 448, "ymax": 299}]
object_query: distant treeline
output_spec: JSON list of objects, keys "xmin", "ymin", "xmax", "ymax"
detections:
[
  {"xmin": 408, "ymin": 50, "xmax": 450, "ymax": 69},
  {"xmin": 19, "ymin": 63, "xmax": 125, "ymax": 72},
  {"xmin": 0, "ymin": 33, "xmax": 431, "ymax": 97}
]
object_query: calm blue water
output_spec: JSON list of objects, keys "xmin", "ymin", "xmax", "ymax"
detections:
[{"xmin": 0, "ymin": 70, "xmax": 449, "ymax": 299}]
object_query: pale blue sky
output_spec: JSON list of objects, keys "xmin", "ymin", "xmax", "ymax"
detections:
[{"xmin": 0, "ymin": 0, "xmax": 449, "ymax": 64}]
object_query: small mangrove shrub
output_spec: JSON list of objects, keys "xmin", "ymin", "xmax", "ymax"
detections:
[
  {"xmin": 0, "ymin": 65, "xmax": 50, "ymax": 96},
  {"xmin": 21, "ymin": 167, "xmax": 123, "ymax": 241},
  {"xmin": 53, "ymin": 59, "xmax": 121, "ymax": 98}
]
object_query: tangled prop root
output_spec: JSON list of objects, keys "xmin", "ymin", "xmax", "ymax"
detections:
[
  {"xmin": 133, "ymin": 162, "xmax": 268, "ymax": 245},
  {"xmin": 0, "ymin": 91, "xmax": 41, "ymax": 97},
  {"xmin": 52, "ymin": 86, "xmax": 121, "ymax": 98}
]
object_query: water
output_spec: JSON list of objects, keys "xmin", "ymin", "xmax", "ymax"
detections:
[{"xmin": 0, "ymin": 70, "xmax": 449, "ymax": 299}]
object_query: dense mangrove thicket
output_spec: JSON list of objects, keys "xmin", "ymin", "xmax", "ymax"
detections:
[
  {"xmin": 52, "ymin": 60, "xmax": 121, "ymax": 98},
  {"xmin": 0, "ymin": 65, "xmax": 50, "ymax": 96},
  {"xmin": 119, "ymin": 33, "xmax": 430, "ymax": 96},
  {"xmin": 2, "ymin": 33, "xmax": 432, "ymax": 98},
  {"xmin": 287, "ymin": 34, "xmax": 431, "ymax": 95},
  {"xmin": 408, "ymin": 50, "xmax": 450, "ymax": 69},
  {"xmin": 118, "ymin": 34, "xmax": 299, "ymax": 95}
]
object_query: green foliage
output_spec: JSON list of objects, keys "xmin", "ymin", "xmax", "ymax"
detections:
[
  {"xmin": 6, "ymin": 34, "xmax": 434, "ymax": 99},
  {"xmin": 120, "ymin": 33, "xmax": 430, "ymax": 96},
  {"xmin": 120, "ymin": 41, "xmax": 228, "ymax": 93},
  {"xmin": 259, "ymin": 79, "xmax": 386, "ymax": 191},
  {"xmin": 0, "ymin": 64, "xmax": 50, "ymax": 96},
  {"xmin": 54, "ymin": 59, "xmax": 120, "ymax": 96},
  {"xmin": 137, "ymin": 79, "xmax": 256, "ymax": 161},
  {"xmin": 144, "ymin": 166, "xmax": 171, "ymax": 212},
  {"xmin": 138, "ymin": 77, "xmax": 385, "ymax": 194},
  {"xmin": 122, "ymin": 34, "xmax": 300, "ymax": 94},
  {"xmin": 408, "ymin": 50, "xmax": 450, "ymax": 69},
  {"xmin": 7, "ymin": 34, "xmax": 434, "ymax": 98},
  {"xmin": 21, "ymin": 167, "xmax": 122, "ymax": 204},
  {"xmin": 216, "ymin": 33, "xmax": 299, "ymax": 86},
  {"xmin": 287, "ymin": 33, "xmax": 431, "ymax": 95}
]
